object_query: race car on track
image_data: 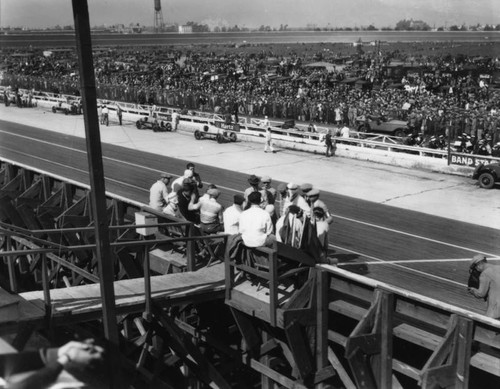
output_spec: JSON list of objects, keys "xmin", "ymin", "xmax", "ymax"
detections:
[
  {"xmin": 52, "ymin": 97, "xmax": 82, "ymax": 115},
  {"xmin": 472, "ymin": 162, "xmax": 500, "ymax": 189},
  {"xmin": 356, "ymin": 115, "xmax": 410, "ymax": 137},
  {"xmin": 136, "ymin": 117, "xmax": 172, "ymax": 132},
  {"xmin": 194, "ymin": 122, "xmax": 238, "ymax": 143}
]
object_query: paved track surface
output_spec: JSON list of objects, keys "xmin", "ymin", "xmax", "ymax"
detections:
[{"xmin": 1, "ymin": 105, "xmax": 499, "ymax": 315}]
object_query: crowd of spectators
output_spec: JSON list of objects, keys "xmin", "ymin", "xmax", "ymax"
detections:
[
  {"xmin": 2, "ymin": 42, "xmax": 500, "ymax": 151},
  {"xmin": 149, "ymin": 165, "xmax": 335, "ymax": 264}
]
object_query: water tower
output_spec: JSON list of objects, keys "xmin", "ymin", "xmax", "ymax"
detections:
[{"xmin": 154, "ymin": 0, "xmax": 164, "ymax": 32}]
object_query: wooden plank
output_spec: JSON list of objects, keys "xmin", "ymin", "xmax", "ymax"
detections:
[
  {"xmin": 393, "ymin": 323, "xmax": 442, "ymax": 350},
  {"xmin": 247, "ymin": 358, "xmax": 309, "ymax": 389},
  {"xmin": 329, "ymin": 299, "xmax": 366, "ymax": 320},
  {"xmin": 471, "ymin": 352, "xmax": 500, "ymax": 376},
  {"xmin": 327, "ymin": 347, "xmax": 356, "ymax": 389}
]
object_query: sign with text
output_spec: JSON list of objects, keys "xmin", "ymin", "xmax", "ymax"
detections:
[{"xmin": 450, "ymin": 153, "xmax": 499, "ymax": 167}]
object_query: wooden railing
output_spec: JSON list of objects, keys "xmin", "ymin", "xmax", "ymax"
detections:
[{"xmin": 319, "ymin": 264, "xmax": 500, "ymax": 388}]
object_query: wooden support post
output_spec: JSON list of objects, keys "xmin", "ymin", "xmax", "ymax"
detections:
[
  {"xmin": 186, "ymin": 224, "xmax": 196, "ymax": 271},
  {"xmin": 378, "ymin": 289, "xmax": 394, "ymax": 389},
  {"xmin": 41, "ymin": 253, "xmax": 52, "ymax": 322},
  {"xmin": 231, "ymin": 308, "xmax": 261, "ymax": 358},
  {"xmin": 420, "ymin": 315, "xmax": 473, "ymax": 389},
  {"xmin": 261, "ymin": 331, "xmax": 276, "ymax": 389},
  {"xmin": 345, "ymin": 289, "xmax": 395, "ymax": 389},
  {"xmin": 454, "ymin": 316, "xmax": 473, "ymax": 388},
  {"xmin": 315, "ymin": 268, "xmax": 329, "ymax": 388},
  {"xmin": 71, "ymin": 1, "xmax": 122, "ymax": 387},
  {"xmin": 6, "ymin": 236, "xmax": 17, "ymax": 292},
  {"xmin": 284, "ymin": 319, "xmax": 314, "ymax": 380}
]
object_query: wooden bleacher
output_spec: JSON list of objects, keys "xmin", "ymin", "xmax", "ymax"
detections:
[{"xmin": 0, "ymin": 263, "xmax": 226, "ymax": 335}]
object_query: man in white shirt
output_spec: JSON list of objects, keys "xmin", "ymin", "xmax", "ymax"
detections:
[
  {"xmin": 239, "ymin": 192, "xmax": 275, "ymax": 248},
  {"xmin": 341, "ymin": 125, "xmax": 350, "ymax": 138},
  {"xmin": 149, "ymin": 173, "xmax": 172, "ymax": 211},
  {"xmin": 223, "ymin": 194, "xmax": 244, "ymax": 235}
]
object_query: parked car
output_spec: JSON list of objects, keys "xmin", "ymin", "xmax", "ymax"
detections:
[
  {"xmin": 194, "ymin": 123, "xmax": 237, "ymax": 143},
  {"xmin": 356, "ymin": 115, "xmax": 410, "ymax": 137},
  {"xmin": 472, "ymin": 162, "xmax": 500, "ymax": 189},
  {"xmin": 136, "ymin": 117, "xmax": 172, "ymax": 132}
]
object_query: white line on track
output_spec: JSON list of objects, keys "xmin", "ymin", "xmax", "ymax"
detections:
[
  {"xmin": 329, "ymin": 243, "xmax": 468, "ymax": 287},
  {"xmin": 333, "ymin": 214, "xmax": 499, "ymax": 257}
]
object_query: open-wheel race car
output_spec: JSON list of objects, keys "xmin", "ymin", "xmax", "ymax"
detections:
[
  {"xmin": 51, "ymin": 97, "xmax": 82, "ymax": 115},
  {"xmin": 194, "ymin": 122, "xmax": 238, "ymax": 143},
  {"xmin": 136, "ymin": 117, "xmax": 172, "ymax": 132}
]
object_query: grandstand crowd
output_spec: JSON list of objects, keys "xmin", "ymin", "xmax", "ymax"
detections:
[{"xmin": 1, "ymin": 42, "xmax": 500, "ymax": 152}]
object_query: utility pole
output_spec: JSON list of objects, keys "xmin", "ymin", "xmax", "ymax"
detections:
[{"xmin": 71, "ymin": 1, "xmax": 122, "ymax": 387}]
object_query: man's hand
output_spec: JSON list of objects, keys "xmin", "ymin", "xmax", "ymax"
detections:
[{"xmin": 57, "ymin": 339, "xmax": 104, "ymax": 369}]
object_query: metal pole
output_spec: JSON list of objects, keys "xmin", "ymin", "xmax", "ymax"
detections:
[{"xmin": 71, "ymin": 1, "xmax": 122, "ymax": 387}]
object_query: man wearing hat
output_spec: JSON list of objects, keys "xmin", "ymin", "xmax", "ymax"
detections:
[
  {"xmin": 223, "ymin": 194, "xmax": 245, "ymax": 235},
  {"xmin": 467, "ymin": 254, "xmax": 500, "ymax": 319},
  {"xmin": 284, "ymin": 183, "xmax": 310, "ymax": 215},
  {"xmin": 189, "ymin": 187, "xmax": 223, "ymax": 234},
  {"xmin": 306, "ymin": 188, "xmax": 333, "ymax": 225},
  {"xmin": 243, "ymin": 175, "xmax": 274, "ymax": 214},
  {"xmin": 149, "ymin": 173, "xmax": 172, "ymax": 211}
]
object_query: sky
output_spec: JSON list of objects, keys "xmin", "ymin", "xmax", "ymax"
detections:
[{"xmin": 1, "ymin": 0, "xmax": 499, "ymax": 29}]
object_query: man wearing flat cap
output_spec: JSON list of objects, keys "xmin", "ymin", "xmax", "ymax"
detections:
[
  {"xmin": 306, "ymin": 188, "xmax": 333, "ymax": 225},
  {"xmin": 467, "ymin": 254, "xmax": 500, "ymax": 319},
  {"xmin": 149, "ymin": 173, "xmax": 172, "ymax": 211}
]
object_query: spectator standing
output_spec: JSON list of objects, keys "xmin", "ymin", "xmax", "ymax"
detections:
[
  {"xmin": 101, "ymin": 105, "xmax": 109, "ymax": 126},
  {"xmin": 149, "ymin": 173, "xmax": 172, "ymax": 211},
  {"xmin": 223, "ymin": 194, "xmax": 245, "ymax": 234},
  {"xmin": 274, "ymin": 183, "xmax": 288, "ymax": 220},
  {"xmin": 176, "ymin": 179, "xmax": 200, "ymax": 224},
  {"xmin": 325, "ymin": 129, "xmax": 335, "ymax": 157},
  {"xmin": 186, "ymin": 163, "xmax": 203, "ymax": 190},
  {"xmin": 264, "ymin": 127, "xmax": 276, "ymax": 153},
  {"xmin": 171, "ymin": 110, "xmax": 180, "ymax": 131},
  {"xmin": 276, "ymin": 205, "xmax": 304, "ymax": 248},
  {"xmin": 116, "ymin": 105, "xmax": 122, "ymax": 126},
  {"xmin": 467, "ymin": 254, "xmax": 500, "ymax": 319}
]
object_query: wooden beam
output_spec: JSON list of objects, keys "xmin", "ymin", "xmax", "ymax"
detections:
[{"xmin": 315, "ymin": 268, "xmax": 329, "ymax": 388}]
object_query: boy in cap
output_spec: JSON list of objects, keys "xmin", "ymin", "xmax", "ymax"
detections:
[
  {"xmin": 149, "ymin": 173, "xmax": 172, "ymax": 211},
  {"xmin": 467, "ymin": 254, "xmax": 500, "ymax": 319}
]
